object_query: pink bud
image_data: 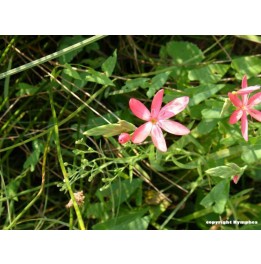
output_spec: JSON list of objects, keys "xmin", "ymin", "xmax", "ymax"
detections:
[
  {"xmin": 118, "ymin": 133, "xmax": 131, "ymax": 144},
  {"xmin": 232, "ymin": 175, "xmax": 240, "ymax": 184}
]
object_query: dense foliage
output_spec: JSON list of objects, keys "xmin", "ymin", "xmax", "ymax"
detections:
[{"xmin": 0, "ymin": 35, "xmax": 261, "ymax": 230}]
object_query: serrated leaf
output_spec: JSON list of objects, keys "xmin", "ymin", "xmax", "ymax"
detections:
[
  {"xmin": 166, "ymin": 41, "xmax": 204, "ymax": 65},
  {"xmin": 102, "ymin": 49, "xmax": 117, "ymax": 77},
  {"xmin": 200, "ymin": 179, "xmax": 230, "ymax": 214},
  {"xmin": 85, "ymin": 68, "xmax": 114, "ymax": 86},
  {"xmin": 83, "ymin": 120, "xmax": 136, "ymax": 137}
]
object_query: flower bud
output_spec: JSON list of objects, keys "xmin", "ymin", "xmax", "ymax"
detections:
[
  {"xmin": 232, "ymin": 175, "xmax": 240, "ymax": 184},
  {"xmin": 118, "ymin": 133, "xmax": 131, "ymax": 144}
]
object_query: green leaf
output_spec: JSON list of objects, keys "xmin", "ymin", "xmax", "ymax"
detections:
[
  {"xmin": 6, "ymin": 179, "xmax": 21, "ymax": 202},
  {"xmin": 83, "ymin": 120, "xmax": 136, "ymax": 137},
  {"xmin": 99, "ymin": 178, "xmax": 143, "ymax": 207},
  {"xmin": 63, "ymin": 63, "xmax": 81, "ymax": 80},
  {"xmin": 58, "ymin": 36, "xmax": 85, "ymax": 64},
  {"xmin": 23, "ymin": 140, "xmax": 44, "ymax": 172},
  {"xmin": 220, "ymin": 98, "xmax": 232, "ymax": 118},
  {"xmin": 102, "ymin": 49, "xmax": 117, "ymax": 77},
  {"xmin": 236, "ymin": 35, "xmax": 261, "ymax": 44},
  {"xmin": 200, "ymin": 179, "xmax": 230, "ymax": 214},
  {"xmin": 186, "ymin": 84, "xmax": 225, "ymax": 106},
  {"xmin": 16, "ymin": 82, "xmax": 37, "ymax": 96},
  {"xmin": 147, "ymin": 72, "xmax": 170, "ymax": 98},
  {"xmin": 85, "ymin": 68, "xmax": 115, "ymax": 86},
  {"xmin": 231, "ymin": 56, "xmax": 261, "ymax": 78},
  {"xmin": 241, "ymin": 141, "xmax": 261, "ymax": 164},
  {"xmin": 188, "ymin": 64, "xmax": 229, "ymax": 84},
  {"xmin": 195, "ymin": 119, "xmax": 218, "ymax": 135},
  {"xmin": 92, "ymin": 208, "xmax": 149, "ymax": 230},
  {"xmin": 166, "ymin": 41, "xmax": 204, "ymax": 65},
  {"xmin": 120, "ymin": 77, "xmax": 150, "ymax": 94},
  {"xmin": 201, "ymin": 108, "xmax": 221, "ymax": 119},
  {"xmin": 206, "ymin": 163, "xmax": 247, "ymax": 179}
]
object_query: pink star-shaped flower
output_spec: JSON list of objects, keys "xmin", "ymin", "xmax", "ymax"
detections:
[
  {"xmin": 129, "ymin": 89, "xmax": 190, "ymax": 152},
  {"xmin": 228, "ymin": 75, "xmax": 261, "ymax": 141}
]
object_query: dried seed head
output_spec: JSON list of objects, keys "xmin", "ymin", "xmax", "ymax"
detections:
[{"xmin": 66, "ymin": 191, "xmax": 85, "ymax": 209}]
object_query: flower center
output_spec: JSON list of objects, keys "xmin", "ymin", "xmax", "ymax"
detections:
[{"xmin": 150, "ymin": 118, "xmax": 158, "ymax": 124}]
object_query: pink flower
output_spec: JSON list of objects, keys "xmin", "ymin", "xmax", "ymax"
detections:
[
  {"xmin": 118, "ymin": 133, "xmax": 131, "ymax": 144},
  {"xmin": 228, "ymin": 75, "xmax": 261, "ymax": 141},
  {"xmin": 129, "ymin": 89, "xmax": 190, "ymax": 152}
]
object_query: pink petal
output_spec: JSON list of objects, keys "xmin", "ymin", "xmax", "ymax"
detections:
[
  {"xmin": 131, "ymin": 122, "xmax": 152, "ymax": 143},
  {"xmin": 241, "ymin": 111, "xmax": 248, "ymax": 141},
  {"xmin": 229, "ymin": 109, "xmax": 243, "ymax": 124},
  {"xmin": 248, "ymin": 109, "xmax": 261, "ymax": 122},
  {"xmin": 151, "ymin": 89, "xmax": 164, "ymax": 119},
  {"xmin": 158, "ymin": 96, "xmax": 189, "ymax": 120},
  {"xmin": 129, "ymin": 98, "xmax": 151, "ymax": 121},
  {"xmin": 241, "ymin": 75, "xmax": 248, "ymax": 89},
  {"xmin": 151, "ymin": 125, "xmax": 167, "ymax": 152},
  {"xmin": 241, "ymin": 76, "xmax": 248, "ymax": 105},
  {"xmin": 159, "ymin": 120, "xmax": 190, "ymax": 135},
  {"xmin": 228, "ymin": 93, "xmax": 242, "ymax": 107},
  {"xmin": 235, "ymin": 85, "xmax": 260, "ymax": 95},
  {"xmin": 247, "ymin": 92, "xmax": 261, "ymax": 107}
]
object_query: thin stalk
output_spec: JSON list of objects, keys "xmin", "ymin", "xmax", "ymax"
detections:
[
  {"xmin": 49, "ymin": 89, "xmax": 85, "ymax": 230},
  {"xmin": 4, "ymin": 130, "xmax": 52, "ymax": 229},
  {"xmin": 0, "ymin": 35, "xmax": 107, "ymax": 80},
  {"xmin": 0, "ymin": 85, "xmax": 107, "ymax": 154}
]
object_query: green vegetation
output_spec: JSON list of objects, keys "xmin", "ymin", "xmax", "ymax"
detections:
[{"xmin": 0, "ymin": 35, "xmax": 261, "ymax": 230}]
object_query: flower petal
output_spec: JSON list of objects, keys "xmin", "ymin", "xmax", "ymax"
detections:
[
  {"xmin": 241, "ymin": 75, "xmax": 248, "ymax": 89},
  {"xmin": 158, "ymin": 96, "xmax": 189, "ymax": 120},
  {"xmin": 247, "ymin": 92, "xmax": 261, "ymax": 107},
  {"xmin": 151, "ymin": 125, "xmax": 167, "ymax": 152},
  {"xmin": 228, "ymin": 93, "xmax": 242, "ymax": 107},
  {"xmin": 241, "ymin": 75, "xmax": 249, "ymax": 105},
  {"xmin": 235, "ymin": 85, "xmax": 260, "ymax": 95},
  {"xmin": 229, "ymin": 109, "xmax": 243, "ymax": 124},
  {"xmin": 248, "ymin": 109, "xmax": 261, "ymax": 122},
  {"xmin": 159, "ymin": 120, "xmax": 190, "ymax": 135},
  {"xmin": 131, "ymin": 122, "xmax": 152, "ymax": 143},
  {"xmin": 129, "ymin": 98, "xmax": 151, "ymax": 121},
  {"xmin": 151, "ymin": 89, "xmax": 164, "ymax": 118},
  {"xmin": 241, "ymin": 111, "xmax": 248, "ymax": 141}
]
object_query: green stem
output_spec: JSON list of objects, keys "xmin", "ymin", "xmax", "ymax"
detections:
[
  {"xmin": 49, "ymin": 89, "xmax": 85, "ymax": 230},
  {"xmin": 0, "ymin": 35, "xmax": 107, "ymax": 80},
  {"xmin": 0, "ymin": 85, "xmax": 107, "ymax": 154},
  {"xmin": 4, "ymin": 130, "xmax": 52, "ymax": 230}
]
